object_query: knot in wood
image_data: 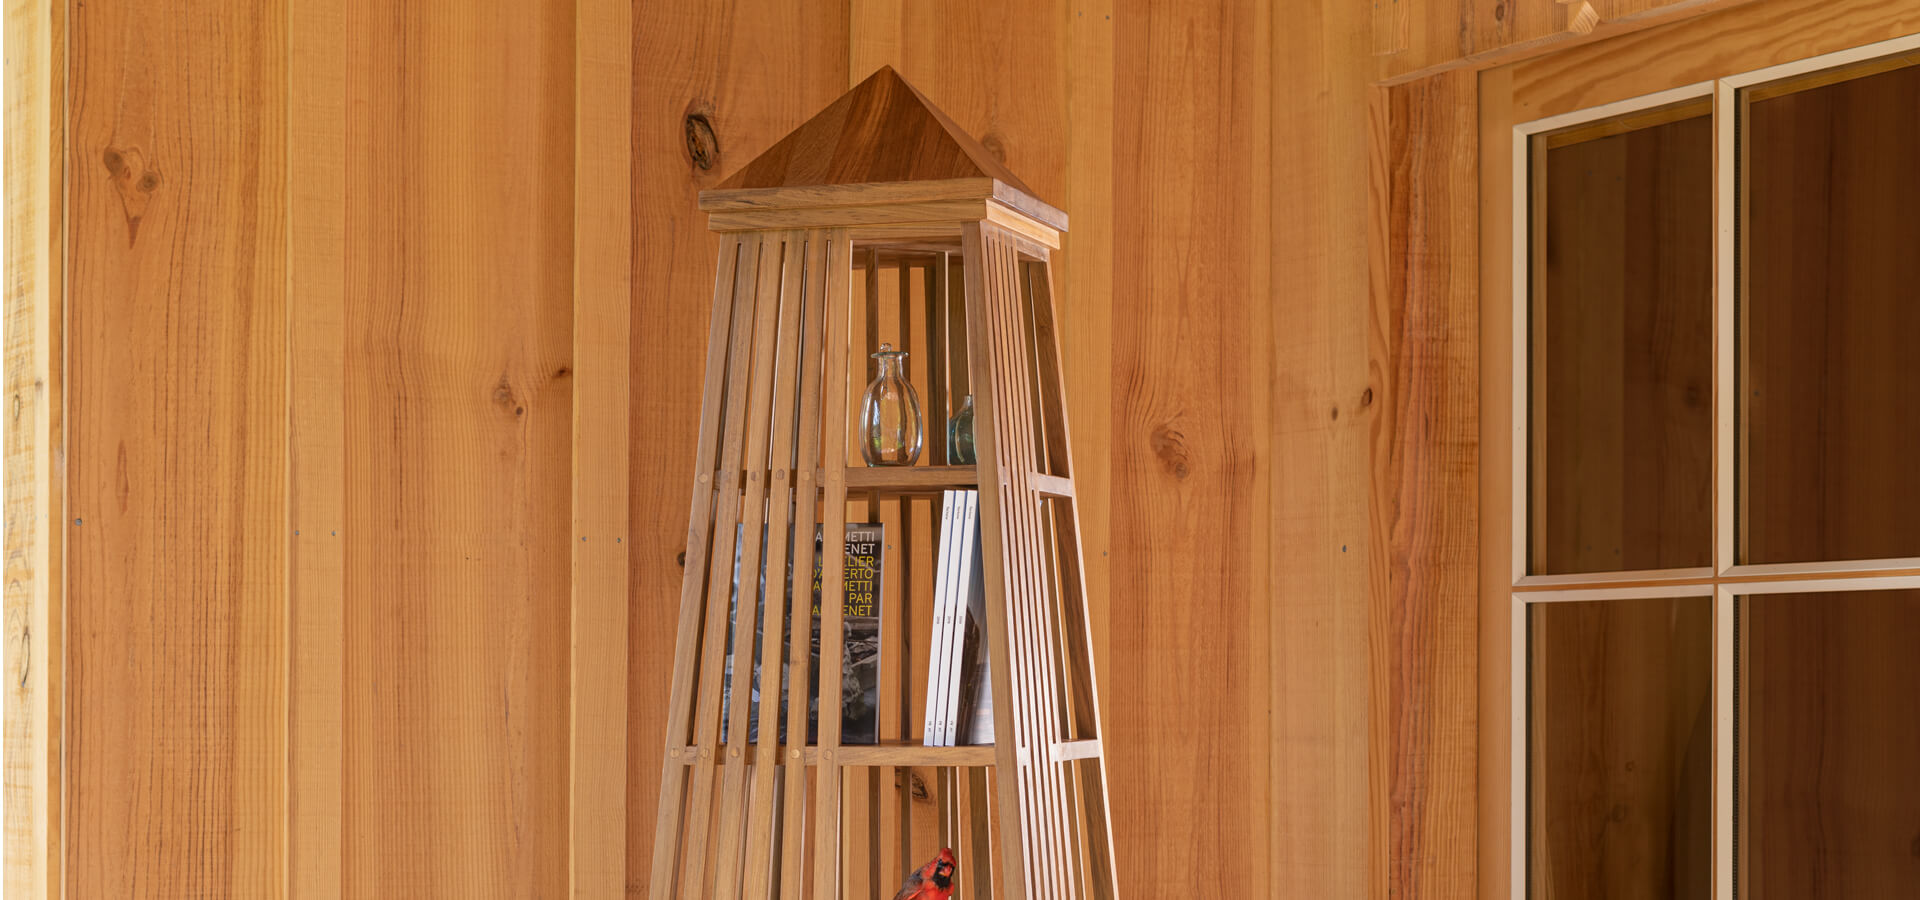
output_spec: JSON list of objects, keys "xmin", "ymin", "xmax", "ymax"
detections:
[{"xmin": 684, "ymin": 113, "xmax": 719, "ymax": 171}]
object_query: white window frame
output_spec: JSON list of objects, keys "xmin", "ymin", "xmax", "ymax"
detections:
[{"xmin": 1510, "ymin": 30, "xmax": 1920, "ymax": 900}]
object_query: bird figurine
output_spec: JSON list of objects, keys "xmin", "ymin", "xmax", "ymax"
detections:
[{"xmin": 890, "ymin": 847, "xmax": 957, "ymax": 900}]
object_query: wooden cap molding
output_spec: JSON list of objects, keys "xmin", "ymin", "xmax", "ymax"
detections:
[{"xmin": 698, "ymin": 66, "xmax": 1065, "ymax": 245}]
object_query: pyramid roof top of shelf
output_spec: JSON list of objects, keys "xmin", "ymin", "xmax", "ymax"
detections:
[{"xmin": 700, "ymin": 66, "xmax": 1065, "ymax": 238}]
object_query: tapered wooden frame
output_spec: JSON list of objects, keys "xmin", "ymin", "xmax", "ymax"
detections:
[
  {"xmin": 1498, "ymin": 26, "xmax": 1920, "ymax": 900},
  {"xmin": 648, "ymin": 180, "xmax": 1116, "ymax": 900}
]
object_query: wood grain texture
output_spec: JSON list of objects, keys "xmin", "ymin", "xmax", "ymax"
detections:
[
  {"xmin": 4, "ymin": 0, "xmax": 64, "ymax": 895},
  {"xmin": 340, "ymin": 0, "xmax": 574, "ymax": 895},
  {"xmin": 1271, "ymin": 0, "xmax": 1375, "ymax": 895},
  {"xmin": 1529, "ymin": 597, "xmax": 1713, "ymax": 899},
  {"xmin": 1533, "ymin": 114, "xmax": 1714, "ymax": 575},
  {"xmin": 1111, "ymin": 0, "xmax": 1274, "ymax": 895},
  {"xmin": 288, "ymin": 0, "xmax": 347, "ymax": 894},
  {"xmin": 1744, "ymin": 60, "xmax": 1920, "ymax": 566},
  {"xmin": 626, "ymin": 8, "xmax": 847, "ymax": 894},
  {"xmin": 573, "ymin": 0, "xmax": 634, "ymax": 893},
  {"xmin": 1508, "ymin": 0, "xmax": 1920, "ymax": 121},
  {"xmin": 1744, "ymin": 590, "xmax": 1920, "ymax": 896},
  {"xmin": 1476, "ymin": 62, "xmax": 1517, "ymax": 900},
  {"xmin": 718, "ymin": 67, "xmax": 1040, "ymax": 200},
  {"xmin": 66, "ymin": 0, "xmax": 290, "ymax": 895},
  {"xmin": 1375, "ymin": 0, "xmax": 1757, "ymax": 84},
  {"xmin": 1367, "ymin": 68, "xmax": 1478, "ymax": 900}
]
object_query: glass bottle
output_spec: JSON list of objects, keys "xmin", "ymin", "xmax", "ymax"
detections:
[
  {"xmin": 947, "ymin": 394, "xmax": 976, "ymax": 465},
  {"xmin": 859, "ymin": 343, "xmax": 923, "ymax": 466}
]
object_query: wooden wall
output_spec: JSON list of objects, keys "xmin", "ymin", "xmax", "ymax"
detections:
[{"xmin": 5, "ymin": 0, "xmax": 1729, "ymax": 897}]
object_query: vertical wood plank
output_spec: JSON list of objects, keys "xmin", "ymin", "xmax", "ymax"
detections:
[
  {"xmin": 781, "ymin": 232, "xmax": 831, "ymax": 900},
  {"xmin": 813, "ymin": 232, "xmax": 855, "ymax": 900},
  {"xmin": 740, "ymin": 233, "xmax": 808, "ymax": 900},
  {"xmin": 66, "ymin": 0, "xmax": 290, "ymax": 895},
  {"xmin": 1367, "ymin": 69, "xmax": 1480, "ymax": 900},
  {"xmin": 1064, "ymin": 0, "xmax": 1115, "ymax": 698},
  {"xmin": 962, "ymin": 222, "xmax": 1029, "ymax": 900},
  {"xmin": 4, "ymin": 0, "xmax": 65, "ymax": 894},
  {"xmin": 1112, "ymin": 0, "xmax": 1273, "ymax": 895},
  {"xmin": 289, "ymin": 0, "xmax": 347, "ymax": 893},
  {"xmin": 1477, "ymin": 61, "xmax": 1518, "ymax": 900},
  {"xmin": 1271, "ymin": 0, "xmax": 1376, "ymax": 895},
  {"xmin": 573, "ymin": 0, "xmax": 634, "ymax": 893},
  {"xmin": 341, "ymin": 0, "xmax": 575, "ymax": 893},
  {"xmin": 628, "ymin": 11, "xmax": 849, "ymax": 891}
]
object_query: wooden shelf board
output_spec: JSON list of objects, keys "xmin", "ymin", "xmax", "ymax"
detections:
[
  {"xmin": 841, "ymin": 464, "xmax": 979, "ymax": 493},
  {"xmin": 827, "ymin": 741, "xmax": 997, "ymax": 767},
  {"xmin": 672, "ymin": 741, "xmax": 996, "ymax": 768}
]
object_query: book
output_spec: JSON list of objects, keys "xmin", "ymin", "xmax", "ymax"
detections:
[
  {"xmin": 953, "ymin": 499, "xmax": 994, "ymax": 745},
  {"xmin": 813, "ymin": 522, "xmax": 884, "ymax": 745},
  {"xmin": 940, "ymin": 491, "xmax": 986, "ymax": 747},
  {"xmin": 720, "ymin": 521, "xmax": 886, "ymax": 746},
  {"xmin": 923, "ymin": 491, "xmax": 960, "ymax": 746}
]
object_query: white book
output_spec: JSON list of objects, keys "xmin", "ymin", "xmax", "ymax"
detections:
[
  {"xmin": 940, "ymin": 491, "xmax": 980, "ymax": 747},
  {"xmin": 929, "ymin": 490, "xmax": 969, "ymax": 746},
  {"xmin": 922, "ymin": 490, "xmax": 958, "ymax": 745},
  {"xmin": 958, "ymin": 515, "xmax": 993, "ymax": 745}
]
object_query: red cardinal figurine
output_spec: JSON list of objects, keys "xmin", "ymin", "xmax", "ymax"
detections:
[{"xmin": 890, "ymin": 847, "xmax": 957, "ymax": 900}]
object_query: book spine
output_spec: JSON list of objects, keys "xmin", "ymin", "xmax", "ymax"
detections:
[
  {"xmin": 923, "ymin": 491, "xmax": 956, "ymax": 746},
  {"xmin": 943, "ymin": 491, "xmax": 979, "ymax": 747}
]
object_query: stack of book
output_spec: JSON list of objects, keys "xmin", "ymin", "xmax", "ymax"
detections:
[{"xmin": 924, "ymin": 490, "xmax": 993, "ymax": 746}]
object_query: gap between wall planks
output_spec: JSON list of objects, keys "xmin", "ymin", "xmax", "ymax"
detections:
[
  {"xmin": 1367, "ymin": 68, "xmax": 1480, "ymax": 900},
  {"xmin": 4, "ymin": 0, "xmax": 65, "ymax": 895}
]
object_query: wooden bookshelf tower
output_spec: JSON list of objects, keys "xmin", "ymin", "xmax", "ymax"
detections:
[{"xmin": 648, "ymin": 67, "xmax": 1117, "ymax": 900}]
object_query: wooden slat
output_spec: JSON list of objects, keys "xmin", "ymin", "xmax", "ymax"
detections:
[
  {"xmin": 627, "ymin": 6, "xmax": 850, "ymax": 890},
  {"xmin": 67, "ymin": 0, "xmax": 290, "ymax": 894},
  {"xmin": 993, "ymin": 232, "xmax": 1054, "ymax": 900},
  {"xmin": 712, "ymin": 232, "xmax": 796, "ymax": 900},
  {"xmin": 961, "ymin": 222, "xmax": 1031, "ymax": 900},
  {"xmin": 999, "ymin": 236, "xmax": 1079, "ymax": 900},
  {"xmin": 740, "ymin": 233, "xmax": 809, "ymax": 900},
  {"xmin": 689, "ymin": 234, "xmax": 781, "ymax": 899},
  {"xmin": 812, "ymin": 232, "xmax": 855, "ymax": 900},
  {"xmin": 1027, "ymin": 263, "xmax": 1118, "ymax": 898},
  {"xmin": 781, "ymin": 232, "xmax": 833, "ymax": 900},
  {"xmin": 669, "ymin": 234, "xmax": 762, "ymax": 898},
  {"xmin": 1367, "ymin": 68, "xmax": 1480, "ymax": 900},
  {"xmin": 571, "ymin": 0, "xmax": 633, "ymax": 894},
  {"xmin": 982, "ymin": 233, "xmax": 1055, "ymax": 900},
  {"xmin": 288, "ymin": 0, "xmax": 346, "ymax": 893},
  {"xmin": 649, "ymin": 237, "xmax": 745, "ymax": 899},
  {"xmin": 4, "ymin": 0, "xmax": 64, "ymax": 893}
]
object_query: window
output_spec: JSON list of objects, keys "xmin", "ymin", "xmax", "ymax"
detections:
[{"xmin": 1515, "ymin": 33, "xmax": 1920, "ymax": 899}]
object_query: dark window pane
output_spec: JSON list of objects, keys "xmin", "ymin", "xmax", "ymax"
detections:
[
  {"xmin": 1744, "ymin": 61, "xmax": 1920, "ymax": 564},
  {"xmin": 1741, "ymin": 590, "xmax": 1920, "ymax": 895},
  {"xmin": 1531, "ymin": 110, "xmax": 1714, "ymax": 575},
  {"xmin": 1530, "ymin": 596, "xmax": 1714, "ymax": 898}
]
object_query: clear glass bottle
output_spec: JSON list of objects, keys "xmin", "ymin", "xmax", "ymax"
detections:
[
  {"xmin": 947, "ymin": 394, "xmax": 976, "ymax": 465},
  {"xmin": 859, "ymin": 343, "xmax": 923, "ymax": 467}
]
